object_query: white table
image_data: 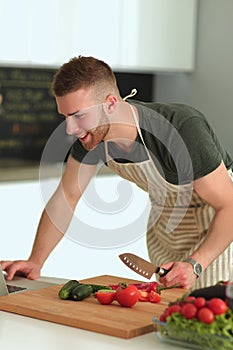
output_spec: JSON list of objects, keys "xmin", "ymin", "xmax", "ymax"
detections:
[
  {"xmin": 0, "ymin": 311, "xmax": 182, "ymax": 350},
  {"xmin": 0, "ymin": 276, "xmax": 181, "ymax": 350}
]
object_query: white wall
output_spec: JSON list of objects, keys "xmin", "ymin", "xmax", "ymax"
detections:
[
  {"xmin": 0, "ymin": 175, "xmax": 151, "ymax": 281},
  {"xmin": 155, "ymin": 0, "xmax": 233, "ymax": 156}
]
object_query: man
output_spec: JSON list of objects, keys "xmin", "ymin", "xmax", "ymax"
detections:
[{"xmin": 1, "ymin": 56, "xmax": 233, "ymax": 289}]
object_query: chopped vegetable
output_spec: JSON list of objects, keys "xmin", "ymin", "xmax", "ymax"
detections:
[
  {"xmin": 131, "ymin": 282, "xmax": 159, "ymax": 292},
  {"xmin": 138, "ymin": 289, "xmax": 161, "ymax": 303},
  {"xmin": 95, "ymin": 290, "xmax": 116, "ymax": 305},
  {"xmin": 138, "ymin": 290, "xmax": 150, "ymax": 302},
  {"xmin": 109, "ymin": 281, "xmax": 178, "ymax": 294},
  {"xmin": 149, "ymin": 290, "xmax": 161, "ymax": 303}
]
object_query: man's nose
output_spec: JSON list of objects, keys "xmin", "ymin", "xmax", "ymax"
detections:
[{"xmin": 66, "ymin": 116, "xmax": 79, "ymax": 135}]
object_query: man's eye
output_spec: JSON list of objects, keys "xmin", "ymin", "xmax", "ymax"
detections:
[{"xmin": 74, "ymin": 113, "xmax": 84, "ymax": 119}]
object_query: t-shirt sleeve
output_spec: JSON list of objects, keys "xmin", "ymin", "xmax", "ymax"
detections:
[
  {"xmin": 177, "ymin": 116, "xmax": 222, "ymax": 180},
  {"xmin": 70, "ymin": 139, "xmax": 101, "ymax": 165}
]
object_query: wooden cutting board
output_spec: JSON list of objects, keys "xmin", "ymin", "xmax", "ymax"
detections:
[{"xmin": 0, "ymin": 275, "xmax": 186, "ymax": 339}]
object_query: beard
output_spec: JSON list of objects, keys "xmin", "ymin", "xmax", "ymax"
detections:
[{"xmin": 81, "ymin": 113, "xmax": 110, "ymax": 151}]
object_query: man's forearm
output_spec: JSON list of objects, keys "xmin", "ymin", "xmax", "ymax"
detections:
[
  {"xmin": 28, "ymin": 183, "xmax": 77, "ymax": 268},
  {"xmin": 190, "ymin": 207, "xmax": 233, "ymax": 269},
  {"xmin": 28, "ymin": 209, "xmax": 65, "ymax": 268}
]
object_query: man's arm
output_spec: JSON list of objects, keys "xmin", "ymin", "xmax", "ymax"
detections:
[
  {"xmin": 189, "ymin": 161, "xmax": 233, "ymax": 268},
  {"xmin": 1, "ymin": 155, "xmax": 97, "ymax": 280},
  {"xmin": 160, "ymin": 161, "xmax": 233, "ymax": 289}
]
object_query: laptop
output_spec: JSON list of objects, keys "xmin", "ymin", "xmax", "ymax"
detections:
[{"xmin": 0, "ymin": 264, "xmax": 57, "ymax": 296}]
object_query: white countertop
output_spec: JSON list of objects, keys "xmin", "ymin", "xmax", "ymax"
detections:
[
  {"xmin": 0, "ymin": 276, "xmax": 181, "ymax": 350},
  {"xmin": 0, "ymin": 311, "xmax": 180, "ymax": 350}
]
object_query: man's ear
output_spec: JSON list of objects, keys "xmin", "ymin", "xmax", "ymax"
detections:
[{"xmin": 103, "ymin": 95, "xmax": 118, "ymax": 114}]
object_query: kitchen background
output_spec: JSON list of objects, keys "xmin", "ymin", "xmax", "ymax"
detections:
[{"xmin": 0, "ymin": 0, "xmax": 232, "ymax": 280}]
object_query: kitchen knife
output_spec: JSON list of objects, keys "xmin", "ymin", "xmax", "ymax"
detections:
[{"xmin": 119, "ymin": 253, "xmax": 170, "ymax": 279}]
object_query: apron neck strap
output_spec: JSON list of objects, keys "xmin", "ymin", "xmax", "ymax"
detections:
[{"xmin": 128, "ymin": 103, "xmax": 146, "ymax": 149}]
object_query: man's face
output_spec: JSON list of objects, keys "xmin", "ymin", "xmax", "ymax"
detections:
[{"xmin": 56, "ymin": 88, "xmax": 110, "ymax": 151}]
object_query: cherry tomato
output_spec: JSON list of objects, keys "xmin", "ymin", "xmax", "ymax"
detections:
[
  {"xmin": 159, "ymin": 313, "xmax": 167, "ymax": 322},
  {"xmin": 159, "ymin": 304, "xmax": 181, "ymax": 322},
  {"xmin": 159, "ymin": 307, "xmax": 169, "ymax": 322},
  {"xmin": 149, "ymin": 290, "xmax": 161, "ymax": 303},
  {"xmin": 181, "ymin": 303, "xmax": 197, "ymax": 319},
  {"xmin": 207, "ymin": 298, "xmax": 227, "ymax": 315},
  {"xmin": 166, "ymin": 304, "xmax": 182, "ymax": 316},
  {"xmin": 197, "ymin": 307, "xmax": 215, "ymax": 324},
  {"xmin": 116, "ymin": 284, "xmax": 138, "ymax": 307},
  {"xmin": 194, "ymin": 297, "xmax": 206, "ymax": 309},
  {"xmin": 138, "ymin": 290, "xmax": 149, "ymax": 302},
  {"xmin": 95, "ymin": 290, "xmax": 116, "ymax": 305},
  {"xmin": 184, "ymin": 296, "xmax": 196, "ymax": 303}
]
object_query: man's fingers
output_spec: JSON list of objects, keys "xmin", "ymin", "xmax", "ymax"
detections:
[{"xmin": 1, "ymin": 261, "xmax": 24, "ymax": 280}]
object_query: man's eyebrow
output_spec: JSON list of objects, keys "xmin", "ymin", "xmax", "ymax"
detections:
[{"xmin": 67, "ymin": 110, "xmax": 80, "ymax": 117}]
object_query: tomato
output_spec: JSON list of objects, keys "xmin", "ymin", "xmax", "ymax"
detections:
[
  {"xmin": 159, "ymin": 304, "xmax": 181, "ymax": 322},
  {"xmin": 159, "ymin": 313, "xmax": 167, "ymax": 322},
  {"xmin": 95, "ymin": 290, "xmax": 116, "ymax": 305},
  {"xmin": 197, "ymin": 307, "xmax": 215, "ymax": 324},
  {"xmin": 194, "ymin": 297, "xmax": 206, "ymax": 309},
  {"xmin": 207, "ymin": 298, "xmax": 227, "ymax": 315},
  {"xmin": 166, "ymin": 304, "xmax": 182, "ymax": 316},
  {"xmin": 181, "ymin": 303, "xmax": 197, "ymax": 319},
  {"xmin": 159, "ymin": 307, "xmax": 171, "ymax": 322},
  {"xmin": 116, "ymin": 284, "xmax": 138, "ymax": 307},
  {"xmin": 138, "ymin": 290, "xmax": 149, "ymax": 302},
  {"xmin": 184, "ymin": 296, "xmax": 196, "ymax": 303},
  {"xmin": 138, "ymin": 289, "xmax": 161, "ymax": 303},
  {"xmin": 149, "ymin": 290, "xmax": 161, "ymax": 303}
]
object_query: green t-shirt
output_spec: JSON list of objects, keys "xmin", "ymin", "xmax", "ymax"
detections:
[{"xmin": 71, "ymin": 102, "xmax": 232, "ymax": 185}]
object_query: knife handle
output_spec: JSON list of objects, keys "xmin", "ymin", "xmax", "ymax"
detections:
[{"xmin": 155, "ymin": 267, "xmax": 170, "ymax": 277}]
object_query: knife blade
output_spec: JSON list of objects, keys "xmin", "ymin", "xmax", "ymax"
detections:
[{"xmin": 119, "ymin": 253, "xmax": 169, "ymax": 279}]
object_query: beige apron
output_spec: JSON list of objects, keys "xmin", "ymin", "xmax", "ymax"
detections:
[{"xmin": 105, "ymin": 104, "xmax": 233, "ymax": 288}]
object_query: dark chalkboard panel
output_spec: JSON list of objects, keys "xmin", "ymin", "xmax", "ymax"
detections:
[
  {"xmin": 0, "ymin": 66, "xmax": 65, "ymax": 162},
  {"xmin": 115, "ymin": 71, "xmax": 154, "ymax": 102},
  {"xmin": 0, "ymin": 66, "xmax": 153, "ymax": 163}
]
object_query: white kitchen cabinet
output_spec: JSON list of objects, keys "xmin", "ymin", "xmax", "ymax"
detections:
[
  {"xmin": 71, "ymin": 0, "xmax": 121, "ymax": 67},
  {"xmin": 0, "ymin": 0, "xmax": 198, "ymax": 71},
  {"xmin": 73, "ymin": 0, "xmax": 198, "ymax": 72}
]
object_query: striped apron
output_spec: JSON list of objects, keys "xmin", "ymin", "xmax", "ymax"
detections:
[{"xmin": 105, "ymin": 105, "xmax": 233, "ymax": 288}]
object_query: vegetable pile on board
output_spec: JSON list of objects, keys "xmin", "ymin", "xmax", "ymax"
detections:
[
  {"xmin": 156, "ymin": 282, "xmax": 233, "ymax": 350},
  {"xmin": 58, "ymin": 280, "xmax": 112, "ymax": 301},
  {"xmin": 58, "ymin": 280, "xmax": 176, "ymax": 307}
]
